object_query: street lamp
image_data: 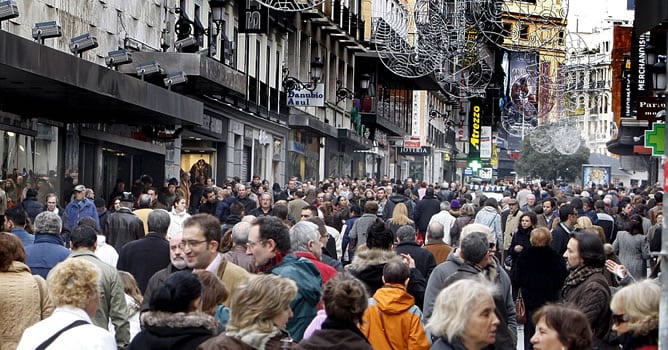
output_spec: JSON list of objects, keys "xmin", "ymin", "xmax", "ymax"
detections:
[
  {"xmin": 207, "ymin": 0, "xmax": 226, "ymax": 58},
  {"xmin": 282, "ymin": 57, "xmax": 324, "ymax": 92},
  {"xmin": 336, "ymin": 73, "xmax": 371, "ymax": 104}
]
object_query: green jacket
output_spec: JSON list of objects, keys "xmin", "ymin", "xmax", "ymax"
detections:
[
  {"xmin": 270, "ymin": 254, "xmax": 322, "ymax": 342},
  {"xmin": 69, "ymin": 250, "xmax": 130, "ymax": 348}
]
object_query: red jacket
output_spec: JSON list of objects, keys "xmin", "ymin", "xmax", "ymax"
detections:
[{"xmin": 294, "ymin": 252, "xmax": 337, "ymax": 284}]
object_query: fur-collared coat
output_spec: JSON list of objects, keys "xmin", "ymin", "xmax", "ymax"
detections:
[
  {"xmin": 129, "ymin": 311, "xmax": 217, "ymax": 350},
  {"xmin": 345, "ymin": 248, "xmax": 427, "ymax": 309}
]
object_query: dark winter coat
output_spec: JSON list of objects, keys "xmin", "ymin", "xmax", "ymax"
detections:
[
  {"xmin": 297, "ymin": 319, "xmax": 373, "ymax": 350},
  {"xmin": 562, "ymin": 269, "xmax": 614, "ymax": 350},
  {"xmin": 103, "ymin": 207, "xmax": 145, "ymax": 251},
  {"xmin": 550, "ymin": 222, "xmax": 572, "ymax": 256},
  {"xmin": 346, "ymin": 248, "xmax": 427, "ymax": 310},
  {"xmin": 511, "ymin": 246, "xmax": 567, "ymax": 312},
  {"xmin": 414, "ymin": 196, "xmax": 441, "ymax": 233},
  {"xmin": 24, "ymin": 233, "xmax": 70, "ymax": 279},
  {"xmin": 129, "ymin": 311, "xmax": 216, "ymax": 350},
  {"xmin": 395, "ymin": 241, "xmax": 436, "ymax": 279},
  {"xmin": 117, "ymin": 232, "xmax": 170, "ymax": 294},
  {"xmin": 382, "ymin": 194, "xmax": 415, "ymax": 221},
  {"xmin": 21, "ymin": 197, "xmax": 44, "ymax": 224}
]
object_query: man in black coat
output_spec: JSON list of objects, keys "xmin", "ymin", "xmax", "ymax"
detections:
[
  {"xmin": 394, "ymin": 225, "xmax": 436, "ymax": 279},
  {"xmin": 117, "ymin": 209, "xmax": 171, "ymax": 294},
  {"xmin": 21, "ymin": 188, "xmax": 44, "ymax": 224},
  {"xmin": 104, "ymin": 193, "xmax": 145, "ymax": 251},
  {"xmin": 382, "ymin": 183, "xmax": 415, "ymax": 221},
  {"xmin": 414, "ymin": 188, "xmax": 441, "ymax": 235},
  {"xmin": 551, "ymin": 203, "xmax": 577, "ymax": 256}
]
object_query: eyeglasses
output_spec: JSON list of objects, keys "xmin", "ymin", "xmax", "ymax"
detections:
[
  {"xmin": 178, "ymin": 239, "xmax": 208, "ymax": 249},
  {"xmin": 611, "ymin": 314, "xmax": 629, "ymax": 325}
]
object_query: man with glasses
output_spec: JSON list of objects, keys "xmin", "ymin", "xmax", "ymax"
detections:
[
  {"xmin": 550, "ymin": 203, "xmax": 578, "ymax": 256},
  {"xmin": 182, "ymin": 213, "xmax": 248, "ymax": 305},
  {"xmin": 247, "ymin": 216, "xmax": 322, "ymax": 341}
]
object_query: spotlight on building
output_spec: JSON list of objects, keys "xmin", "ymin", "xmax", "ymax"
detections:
[
  {"xmin": 174, "ymin": 36, "xmax": 198, "ymax": 52},
  {"xmin": 69, "ymin": 33, "xmax": 98, "ymax": 56},
  {"xmin": 105, "ymin": 49, "xmax": 133, "ymax": 69},
  {"xmin": 135, "ymin": 61, "xmax": 163, "ymax": 80},
  {"xmin": 0, "ymin": 1, "xmax": 19, "ymax": 22},
  {"xmin": 163, "ymin": 71, "xmax": 188, "ymax": 90},
  {"xmin": 32, "ymin": 21, "xmax": 61, "ymax": 43}
]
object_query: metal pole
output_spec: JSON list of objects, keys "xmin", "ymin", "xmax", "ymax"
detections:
[{"xmin": 660, "ymin": 30, "xmax": 668, "ymax": 350}]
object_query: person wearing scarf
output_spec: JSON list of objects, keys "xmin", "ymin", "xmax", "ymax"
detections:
[
  {"xmin": 199, "ymin": 274, "xmax": 299, "ymax": 350},
  {"xmin": 562, "ymin": 230, "xmax": 616, "ymax": 350}
]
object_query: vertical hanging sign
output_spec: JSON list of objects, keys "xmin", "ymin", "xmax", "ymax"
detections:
[{"xmin": 468, "ymin": 97, "xmax": 484, "ymax": 159}]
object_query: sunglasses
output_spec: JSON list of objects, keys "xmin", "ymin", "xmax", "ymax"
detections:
[{"xmin": 611, "ymin": 314, "xmax": 629, "ymax": 325}]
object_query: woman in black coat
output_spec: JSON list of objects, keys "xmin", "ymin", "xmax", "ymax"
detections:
[
  {"xmin": 512, "ymin": 227, "xmax": 568, "ymax": 350},
  {"xmin": 129, "ymin": 271, "xmax": 216, "ymax": 350}
]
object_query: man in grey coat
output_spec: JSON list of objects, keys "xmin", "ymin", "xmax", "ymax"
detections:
[{"xmin": 423, "ymin": 223, "xmax": 517, "ymax": 350}]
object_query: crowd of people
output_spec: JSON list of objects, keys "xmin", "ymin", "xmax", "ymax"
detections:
[{"xmin": 0, "ymin": 173, "xmax": 662, "ymax": 350}]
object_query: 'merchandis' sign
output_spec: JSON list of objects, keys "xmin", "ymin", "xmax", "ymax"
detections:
[{"xmin": 287, "ymin": 84, "xmax": 325, "ymax": 107}]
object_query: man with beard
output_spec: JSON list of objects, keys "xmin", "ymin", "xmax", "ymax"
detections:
[{"xmin": 141, "ymin": 232, "xmax": 192, "ymax": 311}]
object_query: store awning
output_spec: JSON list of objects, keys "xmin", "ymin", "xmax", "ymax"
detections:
[
  {"xmin": 0, "ymin": 31, "xmax": 203, "ymax": 126},
  {"xmin": 289, "ymin": 112, "xmax": 338, "ymax": 139}
]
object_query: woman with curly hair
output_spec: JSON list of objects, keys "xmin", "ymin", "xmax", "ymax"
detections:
[
  {"xmin": 17, "ymin": 258, "xmax": 114, "ymax": 350},
  {"xmin": 610, "ymin": 279, "xmax": 659, "ymax": 349},
  {"xmin": 530, "ymin": 304, "xmax": 593, "ymax": 350},
  {"xmin": 199, "ymin": 274, "xmax": 298, "ymax": 349},
  {"xmin": 297, "ymin": 273, "xmax": 372, "ymax": 349}
]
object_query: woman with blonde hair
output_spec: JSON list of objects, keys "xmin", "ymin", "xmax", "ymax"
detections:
[
  {"xmin": 610, "ymin": 280, "xmax": 659, "ymax": 349},
  {"xmin": 575, "ymin": 216, "xmax": 606, "ymax": 244},
  {"xmin": 0, "ymin": 232, "xmax": 53, "ymax": 350},
  {"xmin": 17, "ymin": 258, "xmax": 115, "ymax": 350},
  {"xmin": 199, "ymin": 274, "xmax": 298, "ymax": 349},
  {"xmin": 426, "ymin": 278, "xmax": 499, "ymax": 350},
  {"xmin": 385, "ymin": 202, "xmax": 415, "ymax": 236}
]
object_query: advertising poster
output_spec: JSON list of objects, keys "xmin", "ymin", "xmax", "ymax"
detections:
[
  {"xmin": 468, "ymin": 97, "xmax": 484, "ymax": 159},
  {"xmin": 582, "ymin": 165, "xmax": 612, "ymax": 188},
  {"xmin": 501, "ymin": 52, "xmax": 539, "ymax": 135}
]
